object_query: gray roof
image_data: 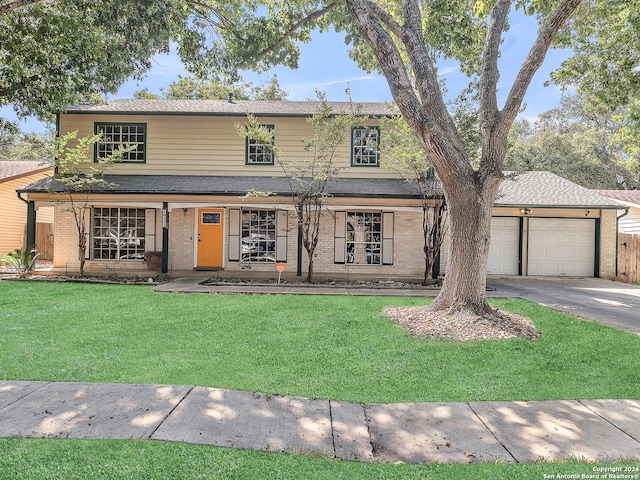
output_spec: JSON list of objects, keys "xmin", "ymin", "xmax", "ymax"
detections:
[
  {"xmin": 496, "ymin": 171, "xmax": 623, "ymax": 209},
  {"xmin": 18, "ymin": 175, "xmax": 421, "ymax": 199},
  {"xmin": 594, "ymin": 189, "xmax": 640, "ymax": 207},
  {"xmin": 0, "ymin": 160, "xmax": 50, "ymax": 182},
  {"xmin": 65, "ymin": 99, "xmax": 396, "ymax": 117},
  {"xmin": 18, "ymin": 170, "xmax": 623, "ymax": 208}
]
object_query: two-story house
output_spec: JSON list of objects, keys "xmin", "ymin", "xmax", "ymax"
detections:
[{"xmin": 17, "ymin": 99, "xmax": 624, "ymax": 280}]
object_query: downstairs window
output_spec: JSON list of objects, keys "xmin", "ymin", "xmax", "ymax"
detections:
[{"xmin": 92, "ymin": 208, "xmax": 146, "ymax": 260}]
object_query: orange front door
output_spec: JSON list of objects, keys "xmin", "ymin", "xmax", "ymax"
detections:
[{"xmin": 197, "ymin": 209, "xmax": 224, "ymax": 268}]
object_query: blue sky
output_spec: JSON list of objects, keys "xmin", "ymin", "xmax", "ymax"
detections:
[{"xmin": 2, "ymin": 10, "xmax": 571, "ymax": 133}]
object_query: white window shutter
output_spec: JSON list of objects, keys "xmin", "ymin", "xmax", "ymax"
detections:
[
  {"xmin": 382, "ymin": 212, "xmax": 394, "ymax": 265},
  {"xmin": 228, "ymin": 208, "xmax": 240, "ymax": 261},
  {"xmin": 334, "ymin": 211, "xmax": 346, "ymax": 263},
  {"xmin": 83, "ymin": 208, "xmax": 91, "ymax": 259},
  {"xmin": 276, "ymin": 210, "xmax": 288, "ymax": 262},
  {"xmin": 145, "ymin": 209, "xmax": 156, "ymax": 252}
]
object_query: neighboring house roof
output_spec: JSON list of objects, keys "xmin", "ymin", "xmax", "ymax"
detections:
[
  {"xmin": 18, "ymin": 171, "xmax": 624, "ymax": 208},
  {"xmin": 594, "ymin": 189, "xmax": 640, "ymax": 208},
  {"xmin": 497, "ymin": 171, "xmax": 622, "ymax": 209},
  {"xmin": 64, "ymin": 99, "xmax": 397, "ymax": 117},
  {"xmin": 594, "ymin": 189, "xmax": 640, "ymax": 234},
  {"xmin": 0, "ymin": 160, "xmax": 50, "ymax": 183}
]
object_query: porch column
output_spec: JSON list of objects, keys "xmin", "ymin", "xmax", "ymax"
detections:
[
  {"xmin": 161, "ymin": 202, "xmax": 169, "ymax": 273},
  {"xmin": 26, "ymin": 201, "xmax": 36, "ymax": 249}
]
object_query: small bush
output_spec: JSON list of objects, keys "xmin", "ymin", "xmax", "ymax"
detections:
[{"xmin": 0, "ymin": 245, "xmax": 42, "ymax": 278}]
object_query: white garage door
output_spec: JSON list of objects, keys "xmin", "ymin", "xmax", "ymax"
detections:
[
  {"xmin": 487, "ymin": 217, "xmax": 520, "ymax": 275},
  {"xmin": 528, "ymin": 218, "xmax": 595, "ymax": 277}
]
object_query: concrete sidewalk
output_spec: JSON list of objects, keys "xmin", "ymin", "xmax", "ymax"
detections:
[
  {"xmin": 1, "ymin": 380, "xmax": 639, "ymax": 463},
  {"xmin": 153, "ymin": 276, "xmax": 510, "ymax": 298}
]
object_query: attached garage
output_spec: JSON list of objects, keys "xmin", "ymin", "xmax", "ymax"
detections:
[
  {"xmin": 487, "ymin": 217, "xmax": 520, "ymax": 275},
  {"xmin": 527, "ymin": 218, "xmax": 596, "ymax": 277},
  {"xmin": 438, "ymin": 172, "xmax": 623, "ymax": 280}
]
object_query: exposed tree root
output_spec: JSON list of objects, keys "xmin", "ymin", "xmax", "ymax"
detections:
[{"xmin": 383, "ymin": 305, "xmax": 542, "ymax": 341}]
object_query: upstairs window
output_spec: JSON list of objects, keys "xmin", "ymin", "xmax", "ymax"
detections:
[
  {"xmin": 95, "ymin": 123, "xmax": 146, "ymax": 163},
  {"xmin": 246, "ymin": 124, "xmax": 275, "ymax": 165},
  {"xmin": 351, "ymin": 127, "xmax": 380, "ymax": 167}
]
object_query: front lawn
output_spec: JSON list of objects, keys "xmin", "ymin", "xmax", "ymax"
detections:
[
  {"xmin": 1, "ymin": 281, "xmax": 638, "ymax": 403},
  {"xmin": 1, "ymin": 438, "xmax": 637, "ymax": 480},
  {"xmin": 2, "ymin": 281, "xmax": 639, "ymax": 478}
]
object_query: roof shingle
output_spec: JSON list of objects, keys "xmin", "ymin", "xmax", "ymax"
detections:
[
  {"xmin": 594, "ymin": 189, "xmax": 640, "ymax": 207},
  {"xmin": 0, "ymin": 160, "xmax": 50, "ymax": 182},
  {"xmin": 17, "ymin": 171, "xmax": 624, "ymax": 209},
  {"xmin": 64, "ymin": 99, "xmax": 396, "ymax": 117}
]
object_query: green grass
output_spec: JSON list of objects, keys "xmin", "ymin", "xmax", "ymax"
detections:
[
  {"xmin": 1, "ymin": 282, "xmax": 639, "ymax": 403},
  {"xmin": 1, "ymin": 281, "xmax": 639, "ymax": 478},
  {"xmin": 1, "ymin": 438, "xmax": 637, "ymax": 480}
]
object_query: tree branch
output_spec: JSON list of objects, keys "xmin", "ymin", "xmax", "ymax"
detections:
[
  {"xmin": 345, "ymin": 0, "xmax": 473, "ymax": 182},
  {"xmin": 367, "ymin": 0, "xmax": 407, "ymax": 42},
  {"xmin": 344, "ymin": 0, "xmax": 429, "ymax": 130},
  {"xmin": 185, "ymin": 0, "xmax": 246, "ymax": 42},
  {"xmin": 400, "ymin": 0, "xmax": 454, "ymax": 130},
  {"xmin": 479, "ymin": 0, "xmax": 511, "ymax": 123},
  {"xmin": 259, "ymin": 3, "xmax": 339, "ymax": 58},
  {"xmin": 0, "ymin": 0, "xmax": 42, "ymax": 16},
  {"xmin": 501, "ymin": 0, "xmax": 583, "ymax": 124}
]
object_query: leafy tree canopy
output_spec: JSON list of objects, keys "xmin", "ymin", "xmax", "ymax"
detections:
[
  {"xmin": 134, "ymin": 74, "xmax": 288, "ymax": 101},
  {"xmin": 505, "ymin": 95, "xmax": 637, "ymax": 189},
  {"xmin": 0, "ymin": 118, "xmax": 54, "ymax": 160},
  {"xmin": 0, "ymin": 0, "xmax": 237, "ymax": 119}
]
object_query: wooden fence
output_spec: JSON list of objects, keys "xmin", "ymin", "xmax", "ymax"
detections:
[
  {"xmin": 618, "ymin": 233, "xmax": 640, "ymax": 284},
  {"xmin": 35, "ymin": 223, "xmax": 54, "ymax": 261}
]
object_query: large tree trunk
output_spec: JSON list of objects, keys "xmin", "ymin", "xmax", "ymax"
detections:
[
  {"xmin": 430, "ymin": 174, "xmax": 502, "ymax": 314},
  {"xmin": 343, "ymin": 0, "xmax": 582, "ymax": 319}
]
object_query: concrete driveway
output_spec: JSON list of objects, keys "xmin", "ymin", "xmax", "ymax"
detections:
[{"xmin": 487, "ymin": 277, "xmax": 640, "ymax": 334}]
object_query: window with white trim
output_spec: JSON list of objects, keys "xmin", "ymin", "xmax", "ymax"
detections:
[
  {"xmin": 351, "ymin": 127, "xmax": 379, "ymax": 166},
  {"xmin": 95, "ymin": 123, "xmax": 146, "ymax": 162},
  {"xmin": 92, "ymin": 208, "xmax": 146, "ymax": 260},
  {"xmin": 241, "ymin": 209, "xmax": 276, "ymax": 262},
  {"xmin": 246, "ymin": 124, "xmax": 275, "ymax": 165}
]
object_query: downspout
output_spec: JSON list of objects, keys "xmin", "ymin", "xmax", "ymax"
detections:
[
  {"xmin": 54, "ymin": 113, "xmax": 60, "ymax": 175},
  {"xmin": 16, "ymin": 192, "xmax": 36, "ymax": 249},
  {"xmin": 297, "ymin": 223, "xmax": 303, "ymax": 277},
  {"xmin": 162, "ymin": 202, "xmax": 169, "ymax": 273},
  {"xmin": 615, "ymin": 206, "xmax": 630, "ymax": 277}
]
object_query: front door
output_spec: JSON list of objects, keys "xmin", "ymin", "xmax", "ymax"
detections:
[{"xmin": 197, "ymin": 209, "xmax": 224, "ymax": 268}]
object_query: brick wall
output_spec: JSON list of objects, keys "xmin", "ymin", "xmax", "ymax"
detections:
[
  {"xmin": 219, "ymin": 208, "xmax": 427, "ymax": 281},
  {"xmin": 599, "ymin": 209, "xmax": 618, "ymax": 278},
  {"xmin": 50, "ymin": 204, "xmax": 619, "ymax": 280}
]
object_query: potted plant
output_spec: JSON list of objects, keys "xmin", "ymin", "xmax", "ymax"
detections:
[{"xmin": 144, "ymin": 251, "xmax": 162, "ymax": 271}]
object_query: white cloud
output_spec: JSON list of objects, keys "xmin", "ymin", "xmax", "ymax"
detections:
[
  {"xmin": 438, "ymin": 66, "xmax": 459, "ymax": 76},
  {"xmin": 286, "ymin": 75, "xmax": 375, "ymax": 91},
  {"xmin": 281, "ymin": 75, "xmax": 378, "ymax": 100}
]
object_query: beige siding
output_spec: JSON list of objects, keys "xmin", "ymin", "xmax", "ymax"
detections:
[
  {"xmin": 619, "ymin": 206, "xmax": 640, "ymax": 235},
  {"xmin": 59, "ymin": 114, "xmax": 399, "ymax": 179},
  {"xmin": 0, "ymin": 170, "xmax": 52, "ymax": 254}
]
